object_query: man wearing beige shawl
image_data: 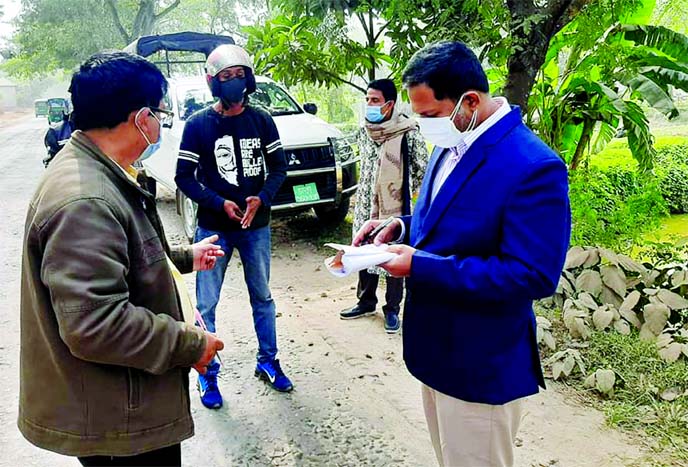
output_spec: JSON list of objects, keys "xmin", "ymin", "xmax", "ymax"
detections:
[{"xmin": 341, "ymin": 79, "xmax": 428, "ymax": 333}]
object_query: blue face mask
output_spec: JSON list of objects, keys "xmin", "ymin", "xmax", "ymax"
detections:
[
  {"xmin": 365, "ymin": 103, "xmax": 388, "ymax": 123},
  {"xmin": 135, "ymin": 108, "xmax": 162, "ymax": 162}
]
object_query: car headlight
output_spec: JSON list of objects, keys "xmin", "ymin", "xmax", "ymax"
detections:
[{"xmin": 330, "ymin": 135, "xmax": 356, "ymax": 162}]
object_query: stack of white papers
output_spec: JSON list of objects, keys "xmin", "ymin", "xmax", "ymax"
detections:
[{"xmin": 324, "ymin": 243, "xmax": 397, "ymax": 278}]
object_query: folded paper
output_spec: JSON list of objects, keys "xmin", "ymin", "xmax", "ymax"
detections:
[{"xmin": 324, "ymin": 243, "xmax": 396, "ymax": 277}]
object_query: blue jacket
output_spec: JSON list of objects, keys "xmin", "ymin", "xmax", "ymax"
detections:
[{"xmin": 401, "ymin": 107, "xmax": 571, "ymax": 405}]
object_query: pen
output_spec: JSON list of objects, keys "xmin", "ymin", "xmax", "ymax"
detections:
[
  {"xmin": 363, "ymin": 216, "xmax": 397, "ymax": 244},
  {"xmin": 194, "ymin": 309, "xmax": 224, "ymax": 367}
]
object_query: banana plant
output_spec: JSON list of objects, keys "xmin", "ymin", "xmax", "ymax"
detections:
[{"xmin": 529, "ymin": 20, "xmax": 688, "ymax": 171}]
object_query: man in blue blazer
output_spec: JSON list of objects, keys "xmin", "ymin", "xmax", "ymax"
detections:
[{"xmin": 354, "ymin": 42, "xmax": 571, "ymax": 466}]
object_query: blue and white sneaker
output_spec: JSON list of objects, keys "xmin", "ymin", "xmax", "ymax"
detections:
[
  {"xmin": 255, "ymin": 359, "xmax": 293, "ymax": 392},
  {"xmin": 197, "ymin": 360, "xmax": 222, "ymax": 409}
]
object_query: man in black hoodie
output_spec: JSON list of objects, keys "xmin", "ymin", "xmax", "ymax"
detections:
[{"xmin": 175, "ymin": 44, "xmax": 292, "ymax": 410}]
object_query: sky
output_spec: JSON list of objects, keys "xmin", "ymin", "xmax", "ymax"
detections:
[{"xmin": 0, "ymin": 0, "xmax": 20, "ymax": 51}]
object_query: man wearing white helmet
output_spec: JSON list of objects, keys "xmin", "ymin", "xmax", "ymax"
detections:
[{"xmin": 175, "ymin": 44, "xmax": 293, "ymax": 408}]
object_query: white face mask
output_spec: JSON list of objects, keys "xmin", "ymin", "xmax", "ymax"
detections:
[
  {"xmin": 134, "ymin": 108, "xmax": 163, "ymax": 162},
  {"xmin": 417, "ymin": 93, "xmax": 478, "ymax": 148}
]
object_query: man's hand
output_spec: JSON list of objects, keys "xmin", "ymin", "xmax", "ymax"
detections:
[
  {"xmin": 223, "ymin": 200, "xmax": 244, "ymax": 222},
  {"xmin": 381, "ymin": 244, "xmax": 416, "ymax": 277},
  {"xmin": 192, "ymin": 234, "xmax": 225, "ymax": 271},
  {"xmin": 352, "ymin": 218, "xmax": 403, "ymax": 246},
  {"xmin": 241, "ymin": 196, "xmax": 262, "ymax": 229},
  {"xmin": 193, "ymin": 332, "xmax": 225, "ymax": 375}
]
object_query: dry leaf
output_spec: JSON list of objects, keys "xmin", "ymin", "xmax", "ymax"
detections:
[
  {"xmin": 583, "ymin": 249, "xmax": 601, "ymax": 268},
  {"xmin": 599, "ymin": 248, "xmax": 620, "ymax": 266},
  {"xmin": 576, "ymin": 270, "xmax": 603, "ymax": 297},
  {"xmin": 657, "ymin": 289, "xmax": 688, "ymax": 310},
  {"xmin": 639, "ymin": 323, "xmax": 657, "ymax": 342},
  {"xmin": 552, "ymin": 360, "xmax": 564, "ymax": 380},
  {"xmin": 584, "ymin": 373, "xmax": 596, "ymax": 388},
  {"xmin": 617, "ymin": 254, "xmax": 647, "ymax": 274},
  {"xmin": 619, "ymin": 308, "xmax": 642, "ymax": 329},
  {"xmin": 671, "ymin": 270, "xmax": 688, "ymax": 288},
  {"xmin": 614, "ymin": 319, "xmax": 631, "ymax": 335},
  {"xmin": 563, "ymin": 354, "xmax": 576, "ymax": 376},
  {"xmin": 660, "ymin": 387, "xmax": 681, "ymax": 402},
  {"xmin": 656, "ymin": 333, "xmax": 673, "ymax": 349},
  {"xmin": 595, "ymin": 369, "xmax": 615, "ymax": 394},
  {"xmin": 619, "ymin": 290, "xmax": 641, "ymax": 313},
  {"xmin": 578, "ymin": 292, "xmax": 599, "ymax": 310},
  {"xmin": 565, "ymin": 247, "xmax": 588, "ymax": 269},
  {"xmin": 658, "ymin": 343, "xmax": 683, "ymax": 363},
  {"xmin": 601, "ymin": 265, "xmax": 627, "ymax": 297},
  {"xmin": 600, "ymin": 284, "xmax": 623, "ymax": 308},
  {"xmin": 536, "ymin": 316, "xmax": 552, "ymax": 329},
  {"xmin": 543, "ymin": 332, "xmax": 556, "ymax": 351},
  {"xmin": 643, "ymin": 303, "xmax": 670, "ymax": 335},
  {"xmin": 592, "ymin": 306, "xmax": 614, "ymax": 330},
  {"xmin": 557, "ymin": 276, "xmax": 574, "ymax": 296}
]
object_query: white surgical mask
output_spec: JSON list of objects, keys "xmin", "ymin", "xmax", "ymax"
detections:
[
  {"xmin": 417, "ymin": 93, "xmax": 478, "ymax": 148},
  {"xmin": 134, "ymin": 108, "xmax": 163, "ymax": 161}
]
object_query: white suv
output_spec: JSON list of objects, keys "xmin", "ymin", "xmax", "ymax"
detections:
[{"xmin": 143, "ymin": 75, "xmax": 359, "ymax": 241}]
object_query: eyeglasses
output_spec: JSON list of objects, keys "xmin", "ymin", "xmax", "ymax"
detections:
[{"xmin": 149, "ymin": 106, "xmax": 174, "ymax": 127}]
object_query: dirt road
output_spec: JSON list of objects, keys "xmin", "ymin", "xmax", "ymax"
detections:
[{"xmin": 0, "ymin": 116, "xmax": 651, "ymax": 466}]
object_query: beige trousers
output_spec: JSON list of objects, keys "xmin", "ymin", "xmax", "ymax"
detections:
[{"xmin": 421, "ymin": 384, "xmax": 523, "ymax": 467}]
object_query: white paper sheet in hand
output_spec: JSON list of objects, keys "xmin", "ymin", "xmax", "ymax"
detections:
[{"xmin": 324, "ymin": 243, "xmax": 397, "ymax": 277}]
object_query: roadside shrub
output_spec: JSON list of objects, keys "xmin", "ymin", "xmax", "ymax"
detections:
[
  {"xmin": 569, "ymin": 168, "xmax": 667, "ymax": 251},
  {"xmin": 654, "ymin": 144, "xmax": 688, "ymax": 214}
]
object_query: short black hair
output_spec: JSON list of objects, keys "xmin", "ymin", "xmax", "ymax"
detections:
[
  {"xmin": 402, "ymin": 41, "xmax": 489, "ymax": 102},
  {"xmin": 368, "ymin": 79, "xmax": 397, "ymax": 103},
  {"xmin": 69, "ymin": 52, "xmax": 168, "ymax": 131}
]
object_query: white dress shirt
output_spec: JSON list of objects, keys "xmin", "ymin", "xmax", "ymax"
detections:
[{"xmin": 394, "ymin": 97, "xmax": 512, "ymax": 242}]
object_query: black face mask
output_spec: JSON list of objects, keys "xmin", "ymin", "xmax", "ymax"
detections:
[{"xmin": 219, "ymin": 77, "xmax": 247, "ymax": 107}]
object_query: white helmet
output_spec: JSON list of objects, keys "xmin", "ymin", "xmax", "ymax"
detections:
[
  {"xmin": 205, "ymin": 44, "xmax": 256, "ymax": 98},
  {"xmin": 205, "ymin": 44, "xmax": 253, "ymax": 78}
]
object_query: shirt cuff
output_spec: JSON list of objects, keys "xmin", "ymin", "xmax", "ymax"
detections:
[{"xmin": 391, "ymin": 218, "xmax": 405, "ymax": 244}]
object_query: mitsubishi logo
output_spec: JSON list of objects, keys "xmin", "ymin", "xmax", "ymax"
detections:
[{"xmin": 288, "ymin": 153, "xmax": 301, "ymax": 166}]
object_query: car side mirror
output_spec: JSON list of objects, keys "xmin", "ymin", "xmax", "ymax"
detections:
[{"xmin": 304, "ymin": 103, "xmax": 318, "ymax": 115}]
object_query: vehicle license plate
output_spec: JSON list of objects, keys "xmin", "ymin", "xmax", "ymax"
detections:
[{"xmin": 293, "ymin": 183, "xmax": 320, "ymax": 203}]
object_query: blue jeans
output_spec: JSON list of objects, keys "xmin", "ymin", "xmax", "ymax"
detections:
[{"xmin": 194, "ymin": 225, "xmax": 277, "ymax": 363}]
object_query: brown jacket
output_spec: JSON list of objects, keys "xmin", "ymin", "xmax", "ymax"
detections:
[{"xmin": 19, "ymin": 131, "xmax": 206, "ymax": 456}]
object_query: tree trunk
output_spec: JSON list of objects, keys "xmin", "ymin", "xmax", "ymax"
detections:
[
  {"xmin": 133, "ymin": 0, "xmax": 157, "ymax": 38},
  {"xmin": 503, "ymin": 42, "xmax": 550, "ymax": 112},
  {"xmin": 504, "ymin": 0, "xmax": 593, "ymax": 113},
  {"xmin": 569, "ymin": 118, "xmax": 595, "ymax": 170},
  {"xmin": 368, "ymin": 9, "xmax": 376, "ymax": 82}
]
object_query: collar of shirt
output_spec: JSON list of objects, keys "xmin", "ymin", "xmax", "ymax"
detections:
[
  {"xmin": 107, "ymin": 156, "xmax": 140, "ymax": 186},
  {"xmin": 450, "ymin": 96, "xmax": 511, "ymax": 158}
]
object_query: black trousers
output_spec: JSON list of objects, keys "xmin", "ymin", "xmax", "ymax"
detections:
[
  {"xmin": 357, "ymin": 269, "xmax": 404, "ymax": 314},
  {"xmin": 78, "ymin": 444, "xmax": 181, "ymax": 467}
]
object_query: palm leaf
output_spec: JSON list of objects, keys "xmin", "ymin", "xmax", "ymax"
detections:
[
  {"xmin": 636, "ymin": 55, "xmax": 688, "ymax": 93},
  {"xmin": 591, "ymin": 121, "xmax": 618, "ymax": 154},
  {"xmin": 619, "ymin": 24, "xmax": 688, "ymax": 64},
  {"xmin": 626, "ymin": 73, "xmax": 679, "ymax": 119},
  {"xmin": 622, "ymin": 101, "xmax": 655, "ymax": 171}
]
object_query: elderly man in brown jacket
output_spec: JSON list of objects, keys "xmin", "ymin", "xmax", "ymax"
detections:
[{"xmin": 19, "ymin": 52, "xmax": 225, "ymax": 467}]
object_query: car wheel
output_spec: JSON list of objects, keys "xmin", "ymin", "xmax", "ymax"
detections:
[
  {"xmin": 180, "ymin": 192, "xmax": 198, "ymax": 243},
  {"xmin": 314, "ymin": 197, "xmax": 350, "ymax": 225}
]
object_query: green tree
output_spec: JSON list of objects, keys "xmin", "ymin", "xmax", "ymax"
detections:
[
  {"xmin": 530, "ymin": 20, "xmax": 688, "ymax": 171},
  {"xmin": 3, "ymin": 0, "xmax": 185, "ymax": 78},
  {"xmin": 245, "ymin": 0, "xmax": 651, "ymax": 110}
]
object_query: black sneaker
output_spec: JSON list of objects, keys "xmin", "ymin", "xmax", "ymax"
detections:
[
  {"xmin": 384, "ymin": 313, "xmax": 401, "ymax": 334},
  {"xmin": 340, "ymin": 305, "xmax": 376, "ymax": 320}
]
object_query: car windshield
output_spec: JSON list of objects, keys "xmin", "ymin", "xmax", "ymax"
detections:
[{"xmin": 176, "ymin": 81, "xmax": 302, "ymax": 120}]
